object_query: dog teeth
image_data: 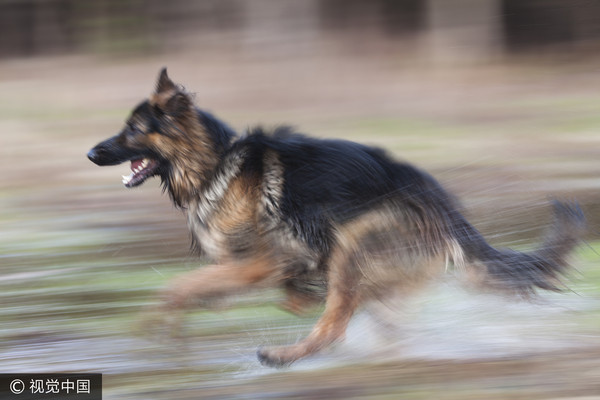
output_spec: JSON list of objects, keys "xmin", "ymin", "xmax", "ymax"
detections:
[
  {"xmin": 122, "ymin": 174, "xmax": 133, "ymax": 185},
  {"xmin": 123, "ymin": 159, "xmax": 153, "ymax": 186}
]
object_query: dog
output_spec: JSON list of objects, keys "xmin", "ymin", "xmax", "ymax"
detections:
[{"xmin": 88, "ymin": 68, "xmax": 585, "ymax": 367}]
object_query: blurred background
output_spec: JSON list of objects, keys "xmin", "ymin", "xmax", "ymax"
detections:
[{"xmin": 2, "ymin": 1, "xmax": 600, "ymax": 399}]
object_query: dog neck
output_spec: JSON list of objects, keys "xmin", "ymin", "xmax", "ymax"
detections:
[
  {"xmin": 164, "ymin": 157, "xmax": 215, "ymax": 207},
  {"xmin": 184, "ymin": 148, "xmax": 247, "ymax": 223},
  {"xmin": 162, "ymin": 113, "xmax": 238, "ymax": 208}
]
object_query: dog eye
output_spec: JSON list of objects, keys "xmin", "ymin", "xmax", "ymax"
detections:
[{"xmin": 126, "ymin": 123, "xmax": 142, "ymax": 136}]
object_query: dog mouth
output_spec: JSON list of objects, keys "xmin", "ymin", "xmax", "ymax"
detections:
[{"xmin": 122, "ymin": 158, "xmax": 160, "ymax": 188}]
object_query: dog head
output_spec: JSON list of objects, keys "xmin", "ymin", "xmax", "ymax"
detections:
[{"xmin": 87, "ymin": 68, "xmax": 210, "ymax": 188}]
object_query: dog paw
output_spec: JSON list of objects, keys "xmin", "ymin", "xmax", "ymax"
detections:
[{"xmin": 257, "ymin": 346, "xmax": 297, "ymax": 368}]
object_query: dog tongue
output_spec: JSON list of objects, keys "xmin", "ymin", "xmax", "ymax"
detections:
[{"xmin": 131, "ymin": 159, "xmax": 144, "ymax": 172}]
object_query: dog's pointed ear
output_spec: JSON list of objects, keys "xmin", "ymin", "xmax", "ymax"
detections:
[
  {"xmin": 165, "ymin": 92, "xmax": 192, "ymax": 116},
  {"xmin": 152, "ymin": 68, "xmax": 192, "ymax": 116},
  {"xmin": 156, "ymin": 67, "xmax": 176, "ymax": 94}
]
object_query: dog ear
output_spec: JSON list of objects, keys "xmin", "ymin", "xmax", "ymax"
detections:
[
  {"xmin": 152, "ymin": 68, "xmax": 193, "ymax": 116},
  {"xmin": 156, "ymin": 67, "xmax": 176, "ymax": 94},
  {"xmin": 165, "ymin": 92, "xmax": 192, "ymax": 116}
]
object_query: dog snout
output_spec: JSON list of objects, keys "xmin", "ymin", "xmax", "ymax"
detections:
[
  {"xmin": 87, "ymin": 148, "xmax": 100, "ymax": 164},
  {"xmin": 87, "ymin": 145, "xmax": 111, "ymax": 165},
  {"xmin": 87, "ymin": 145, "xmax": 116, "ymax": 166},
  {"xmin": 87, "ymin": 135, "xmax": 131, "ymax": 166}
]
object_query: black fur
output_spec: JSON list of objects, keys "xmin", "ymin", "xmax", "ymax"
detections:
[
  {"xmin": 205, "ymin": 120, "xmax": 585, "ymax": 295},
  {"xmin": 88, "ymin": 69, "xmax": 586, "ymax": 367}
]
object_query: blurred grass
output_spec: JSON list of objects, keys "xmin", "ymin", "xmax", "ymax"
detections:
[
  {"xmin": 2, "ymin": 237, "xmax": 600, "ymax": 398},
  {"xmin": 2, "ymin": 57, "xmax": 600, "ymax": 398}
]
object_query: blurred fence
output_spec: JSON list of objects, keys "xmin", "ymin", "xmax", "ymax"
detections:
[{"xmin": 1, "ymin": 0, "xmax": 600, "ymax": 60}]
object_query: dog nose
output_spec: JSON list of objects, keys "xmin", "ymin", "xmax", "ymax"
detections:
[{"xmin": 87, "ymin": 148, "xmax": 98, "ymax": 163}]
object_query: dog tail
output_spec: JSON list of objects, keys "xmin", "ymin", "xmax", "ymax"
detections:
[{"xmin": 452, "ymin": 200, "xmax": 585, "ymax": 295}]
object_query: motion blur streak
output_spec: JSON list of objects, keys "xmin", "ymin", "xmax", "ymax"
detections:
[{"xmin": 2, "ymin": 1, "xmax": 600, "ymax": 398}]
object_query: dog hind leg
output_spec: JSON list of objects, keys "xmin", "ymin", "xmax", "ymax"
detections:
[
  {"xmin": 258, "ymin": 251, "xmax": 361, "ymax": 367},
  {"xmin": 257, "ymin": 207, "xmax": 444, "ymax": 367}
]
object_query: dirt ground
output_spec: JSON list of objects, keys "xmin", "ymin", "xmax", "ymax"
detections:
[{"xmin": 1, "ymin": 50, "xmax": 600, "ymax": 399}]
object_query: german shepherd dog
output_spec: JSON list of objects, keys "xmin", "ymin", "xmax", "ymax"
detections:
[{"xmin": 88, "ymin": 69, "xmax": 585, "ymax": 367}]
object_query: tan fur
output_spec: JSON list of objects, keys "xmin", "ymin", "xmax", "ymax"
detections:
[
  {"xmin": 212, "ymin": 177, "xmax": 258, "ymax": 234},
  {"xmin": 280, "ymin": 286, "xmax": 322, "ymax": 315},
  {"xmin": 146, "ymin": 85, "xmax": 457, "ymax": 365},
  {"xmin": 258, "ymin": 241, "xmax": 361, "ymax": 364},
  {"xmin": 91, "ymin": 70, "xmax": 583, "ymax": 368}
]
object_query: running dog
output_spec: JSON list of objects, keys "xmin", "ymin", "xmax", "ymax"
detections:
[{"xmin": 87, "ymin": 69, "xmax": 585, "ymax": 367}]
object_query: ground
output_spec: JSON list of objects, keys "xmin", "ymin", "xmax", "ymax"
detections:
[{"xmin": 1, "ymin": 52, "xmax": 600, "ymax": 399}]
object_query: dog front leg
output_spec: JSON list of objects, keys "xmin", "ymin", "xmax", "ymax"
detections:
[
  {"xmin": 148, "ymin": 260, "xmax": 281, "ymax": 336},
  {"xmin": 162, "ymin": 260, "xmax": 281, "ymax": 309}
]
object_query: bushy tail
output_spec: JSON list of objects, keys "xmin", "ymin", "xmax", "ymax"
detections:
[{"xmin": 455, "ymin": 200, "xmax": 586, "ymax": 295}]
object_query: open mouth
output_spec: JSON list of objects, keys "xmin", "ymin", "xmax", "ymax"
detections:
[{"xmin": 122, "ymin": 158, "xmax": 160, "ymax": 188}]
